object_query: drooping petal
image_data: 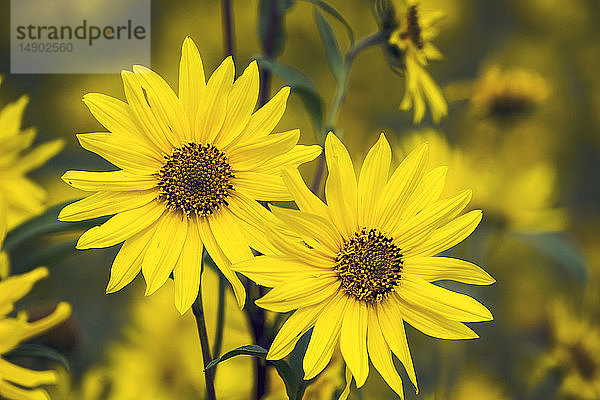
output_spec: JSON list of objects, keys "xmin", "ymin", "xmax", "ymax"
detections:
[
  {"xmin": 106, "ymin": 221, "xmax": 157, "ymax": 293},
  {"xmin": 357, "ymin": 134, "xmax": 391, "ymax": 227},
  {"xmin": 303, "ymin": 293, "xmax": 348, "ymax": 380},
  {"xmin": 367, "ymin": 308, "xmax": 405, "ymax": 398},
  {"xmin": 173, "ymin": 221, "xmax": 203, "ymax": 314},
  {"xmin": 21, "ymin": 302, "xmax": 71, "ymax": 342},
  {"xmin": 76, "ymin": 201, "xmax": 164, "ymax": 249},
  {"xmin": 61, "ymin": 170, "xmax": 157, "ymax": 192},
  {"xmin": 142, "ymin": 212, "xmax": 187, "ymax": 296},
  {"xmin": 340, "ymin": 300, "xmax": 369, "ymax": 387},
  {"xmin": 0, "ymin": 359, "xmax": 57, "ymax": 387}
]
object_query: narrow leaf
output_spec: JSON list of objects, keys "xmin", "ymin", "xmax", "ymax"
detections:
[
  {"xmin": 314, "ymin": 9, "xmax": 344, "ymax": 82},
  {"xmin": 5, "ymin": 344, "xmax": 70, "ymax": 371},
  {"xmin": 301, "ymin": 0, "xmax": 354, "ymax": 44}
]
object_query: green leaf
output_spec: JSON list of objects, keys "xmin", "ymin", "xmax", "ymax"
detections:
[
  {"xmin": 258, "ymin": 0, "xmax": 296, "ymax": 58},
  {"xmin": 301, "ymin": 0, "xmax": 354, "ymax": 44},
  {"xmin": 256, "ymin": 58, "xmax": 324, "ymax": 136},
  {"xmin": 3, "ymin": 201, "xmax": 108, "ymax": 252},
  {"xmin": 5, "ymin": 344, "xmax": 70, "ymax": 371},
  {"xmin": 314, "ymin": 9, "xmax": 345, "ymax": 82},
  {"xmin": 206, "ymin": 344, "xmax": 299, "ymax": 398},
  {"xmin": 515, "ymin": 232, "xmax": 587, "ymax": 284}
]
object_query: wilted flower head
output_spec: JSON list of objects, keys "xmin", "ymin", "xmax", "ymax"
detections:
[{"xmin": 374, "ymin": 0, "xmax": 448, "ymax": 123}]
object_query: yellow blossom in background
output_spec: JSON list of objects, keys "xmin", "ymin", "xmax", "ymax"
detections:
[
  {"xmin": 375, "ymin": 0, "xmax": 448, "ymax": 123},
  {"xmin": 425, "ymin": 367, "xmax": 509, "ymax": 400},
  {"xmin": 59, "ymin": 37, "xmax": 321, "ymax": 313},
  {"xmin": 446, "ymin": 65, "xmax": 551, "ymax": 118},
  {"xmin": 535, "ymin": 301, "xmax": 600, "ymax": 399},
  {"xmin": 0, "ymin": 266, "xmax": 71, "ymax": 400},
  {"xmin": 398, "ymin": 130, "xmax": 567, "ymax": 232},
  {"xmin": 233, "ymin": 132, "xmax": 494, "ymax": 397},
  {"xmin": 52, "ymin": 269, "xmax": 252, "ymax": 400},
  {"xmin": 0, "ymin": 76, "xmax": 64, "ymax": 230}
]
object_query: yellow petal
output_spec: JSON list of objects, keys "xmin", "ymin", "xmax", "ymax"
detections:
[
  {"xmin": 378, "ymin": 296, "xmax": 418, "ymax": 390},
  {"xmin": 234, "ymin": 171, "xmax": 293, "ymax": 201},
  {"xmin": 0, "ymin": 379, "xmax": 51, "ymax": 400},
  {"xmin": 256, "ymin": 145, "xmax": 322, "ymax": 173},
  {"xmin": 357, "ymin": 133, "xmax": 391, "ymax": 227},
  {"xmin": 281, "ymin": 167, "xmax": 329, "ymax": 219},
  {"xmin": 228, "ymin": 129, "xmax": 299, "ymax": 172},
  {"xmin": 59, "ymin": 190, "xmax": 158, "ymax": 222},
  {"xmin": 106, "ymin": 222, "xmax": 157, "ymax": 293},
  {"xmin": 173, "ymin": 221, "xmax": 203, "ymax": 314},
  {"xmin": 303, "ymin": 293, "xmax": 348, "ymax": 380},
  {"xmin": 255, "ymin": 276, "xmax": 339, "ymax": 313},
  {"xmin": 234, "ymin": 86, "xmax": 290, "ymax": 145},
  {"xmin": 208, "ymin": 208, "xmax": 253, "ymax": 264},
  {"xmin": 179, "ymin": 36, "xmax": 206, "ymax": 134},
  {"xmin": 338, "ymin": 367, "xmax": 353, "ymax": 400},
  {"xmin": 0, "ymin": 267, "xmax": 48, "ymax": 316},
  {"xmin": 22, "ymin": 302, "xmax": 71, "ymax": 342},
  {"xmin": 133, "ymin": 64, "xmax": 190, "ymax": 146},
  {"xmin": 367, "ymin": 307, "xmax": 405, "ymax": 398},
  {"xmin": 403, "ymin": 256, "xmax": 495, "ymax": 285},
  {"xmin": 232, "ymin": 255, "xmax": 335, "ymax": 287},
  {"xmin": 76, "ymin": 201, "xmax": 164, "ymax": 249},
  {"xmin": 394, "ymin": 293, "xmax": 479, "ymax": 339},
  {"xmin": 61, "ymin": 170, "xmax": 157, "ymax": 192},
  {"xmin": 340, "ymin": 300, "xmax": 369, "ymax": 387},
  {"xmin": 217, "ymin": 60, "xmax": 260, "ymax": 148},
  {"xmin": 267, "ymin": 301, "xmax": 328, "ymax": 360},
  {"xmin": 407, "ymin": 210, "xmax": 483, "ymax": 257},
  {"xmin": 121, "ymin": 70, "xmax": 172, "ymax": 152},
  {"xmin": 197, "ymin": 216, "xmax": 246, "ymax": 308},
  {"xmin": 195, "ymin": 56, "xmax": 234, "ymax": 143},
  {"xmin": 142, "ymin": 212, "xmax": 187, "ymax": 296},
  {"xmin": 270, "ymin": 206, "xmax": 341, "ymax": 254},
  {"xmin": 398, "ymin": 276, "xmax": 493, "ymax": 322},
  {"xmin": 0, "ymin": 358, "xmax": 57, "ymax": 387},
  {"xmin": 375, "ymin": 144, "xmax": 428, "ymax": 229},
  {"xmin": 324, "ymin": 132, "xmax": 358, "ymax": 237},
  {"xmin": 14, "ymin": 139, "xmax": 64, "ymax": 174},
  {"xmin": 398, "ymin": 166, "xmax": 447, "ymax": 223}
]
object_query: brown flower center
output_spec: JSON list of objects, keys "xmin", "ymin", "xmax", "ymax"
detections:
[
  {"xmin": 157, "ymin": 143, "xmax": 234, "ymax": 216},
  {"xmin": 405, "ymin": 5, "xmax": 424, "ymax": 49},
  {"xmin": 334, "ymin": 228, "xmax": 403, "ymax": 303}
]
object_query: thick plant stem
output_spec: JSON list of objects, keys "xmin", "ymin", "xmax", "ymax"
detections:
[{"xmin": 192, "ymin": 285, "xmax": 217, "ymax": 400}]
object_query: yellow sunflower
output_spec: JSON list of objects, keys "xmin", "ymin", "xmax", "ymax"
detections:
[
  {"xmin": 376, "ymin": 0, "xmax": 448, "ymax": 123},
  {"xmin": 232, "ymin": 132, "xmax": 494, "ymax": 397},
  {"xmin": 59, "ymin": 37, "xmax": 321, "ymax": 313},
  {"xmin": 0, "ymin": 266, "xmax": 71, "ymax": 400},
  {"xmin": 0, "ymin": 76, "xmax": 64, "ymax": 230}
]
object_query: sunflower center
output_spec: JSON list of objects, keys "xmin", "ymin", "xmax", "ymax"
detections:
[
  {"xmin": 404, "ymin": 5, "xmax": 424, "ymax": 49},
  {"xmin": 334, "ymin": 228, "xmax": 403, "ymax": 303},
  {"xmin": 157, "ymin": 143, "xmax": 234, "ymax": 217}
]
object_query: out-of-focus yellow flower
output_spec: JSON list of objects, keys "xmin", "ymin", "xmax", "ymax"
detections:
[
  {"xmin": 447, "ymin": 65, "xmax": 551, "ymax": 118},
  {"xmin": 536, "ymin": 301, "xmax": 600, "ymax": 399},
  {"xmin": 375, "ymin": 0, "xmax": 448, "ymax": 123},
  {"xmin": 233, "ymin": 133, "xmax": 494, "ymax": 398},
  {"xmin": 0, "ymin": 77, "xmax": 64, "ymax": 230},
  {"xmin": 0, "ymin": 266, "xmax": 71, "ymax": 400},
  {"xmin": 54, "ymin": 269, "xmax": 252, "ymax": 400},
  {"xmin": 59, "ymin": 37, "xmax": 320, "ymax": 313},
  {"xmin": 398, "ymin": 130, "xmax": 567, "ymax": 232},
  {"xmin": 425, "ymin": 367, "xmax": 509, "ymax": 400}
]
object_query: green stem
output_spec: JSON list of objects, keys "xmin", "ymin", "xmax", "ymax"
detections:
[
  {"xmin": 212, "ymin": 272, "xmax": 226, "ymax": 359},
  {"xmin": 192, "ymin": 270, "xmax": 217, "ymax": 400},
  {"xmin": 221, "ymin": 0, "xmax": 235, "ymax": 56},
  {"xmin": 295, "ymin": 380, "xmax": 308, "ymax": 400},
  {"xmin": 310, "ymin": 31, "xmax": 386, "ymax": 196}
]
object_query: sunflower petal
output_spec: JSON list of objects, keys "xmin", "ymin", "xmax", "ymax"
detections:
[
  {"xmin": 358, "ymin": 133, "xmax": 391, "ymax": 227},
  {"xmin": 59, "ymin": 190, "xmax": 158, "ymax": 222},
  {"xmin": 257, "ymin": 145, "xmax": 322, "ymax": 172},
  {"xmin": 234, "ymin": 171, "xmax": 293, "ymax": 201},
  {"xmin": 340, "ymin": 300, "xmax": 369, "ymax": 387},
  {"xmin": 255, "ymin": 276, "xmax": 339, "ymax": 313},
  {"xmin": 281, "ymin": 167, "xmax": 329, "ymax": 219},
  {"xmin": 228, "ymin": 129, "xmax": 299, "ymax": 171},
  {"xmin": 179, "ymin": 37, "xmax": 206, "ymax": 132},
  {"xmin": 235, "ymin": 86, "xmax": 290, "ymax": 145},
  {"xmin": 232, "ymin": 256, "xmax": 334, "ymax": 287},
  {"xmin": 61, "ymin": 170, "xmax": 156, "ymax": 192},
  {"xmin": 404, "ymin": 256, "xmax": 495, "ymax": 285},
  {"xmin": 208, "ymin": 208, "xmax": 253, "ymax": 264},
  {"xmin": 173, "ymin": 221, "xmax": 203, "ymax": 314}
]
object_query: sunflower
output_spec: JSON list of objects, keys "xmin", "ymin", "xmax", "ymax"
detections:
[
  {"xmin": 0, "ymin": 267, "xmax": 71, "ymax": 400},
  {"xmin": 375, "ymin": 0, "xmax": 448, "ymax": 123},
  {"xmin": 59, "ymin": 37, "xmax": 321, "ymax": 313},
  {"xmin": 0, "ymin": 76, "xmax": 64, "ymax": 231},
  {"xmin": 232, "ymin": 132, "xmax": 494, "ymax": 397}
]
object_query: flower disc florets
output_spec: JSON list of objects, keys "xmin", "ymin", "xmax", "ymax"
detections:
[
  {"xmin": 334, "ymin": 228, "xmax": 403, "ymax": 303},
  {"xmin": 157, "ymin": 143, "xmax": 234, "ymax": 216}
]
